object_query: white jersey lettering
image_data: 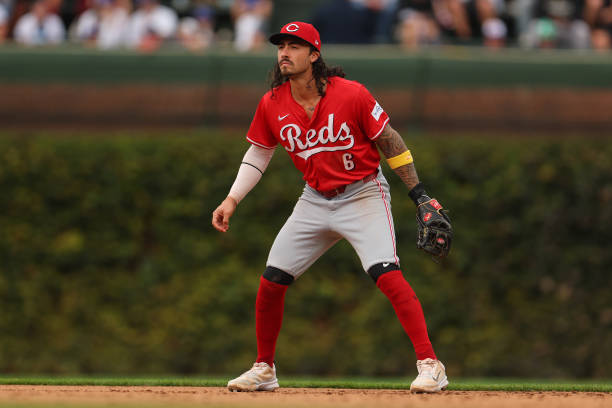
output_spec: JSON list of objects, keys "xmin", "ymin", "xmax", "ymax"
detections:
[
  {"xmin": 317, "ymin": 113, "xmax": 334, "ymax": 144},
  {"xmin": 279, "ymin": 113, "xmax": 355, "ymax": 160},
  {"xmin": 279, "ymin": 123, "xmax": 305, "ymax": 152},
  {"xmin": 306, "ymin": 128, "xmax": 317, "ymax": 147}
]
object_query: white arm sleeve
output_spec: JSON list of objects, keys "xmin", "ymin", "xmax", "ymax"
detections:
[{"xmin": 228, "ymin": 145, "xmax": 275, "ymax": 204}]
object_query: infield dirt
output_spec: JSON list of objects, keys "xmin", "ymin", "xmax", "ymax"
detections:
[{"xmin": 0, "ymin": 385, "xmax": 610, "ymax": 407}]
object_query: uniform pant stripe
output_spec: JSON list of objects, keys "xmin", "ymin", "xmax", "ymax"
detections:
[{"xmin": 374, "ymin": 178, "xmax": 399, "ymax": 265}]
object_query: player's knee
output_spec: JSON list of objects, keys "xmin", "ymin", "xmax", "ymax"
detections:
[
  {"xmin": 367, "ymin": 263, "xmax": 400, "ymax": 283},
  {"xmin": 263, "ymin": 266, "xmax": 295, "ymax": 285}
]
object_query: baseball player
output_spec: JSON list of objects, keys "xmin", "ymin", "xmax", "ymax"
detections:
[{"xmin": 212, "ymin": 21, "xmax": 453, "ymax": 393}]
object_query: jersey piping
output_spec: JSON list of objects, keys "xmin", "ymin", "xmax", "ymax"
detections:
[
  {"xmin": 370, "ymin": 117, "xmax": 390, "ymax": 141},
  {"xmin": 246, "ymin": 137, "xmax": 276, "ymax": 150}
]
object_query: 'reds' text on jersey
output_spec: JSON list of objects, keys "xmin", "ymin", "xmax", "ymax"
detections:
[{"xmin": 246, "ymin": 77, "xmax": 390, "ymax": 192}]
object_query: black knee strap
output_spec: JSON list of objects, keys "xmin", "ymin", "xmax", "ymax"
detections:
[
  {"xmin": 263, "ymin": 266, "xmax": 295, "ymax": 285},
  {"xmin": 367, "ymin": 263, "xmax": 400, "ymax": 283}
]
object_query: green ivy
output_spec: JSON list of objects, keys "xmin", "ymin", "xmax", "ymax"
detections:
[{"xmin": 0, "ymin": 131, "xmax": 609, "ymax": 378}]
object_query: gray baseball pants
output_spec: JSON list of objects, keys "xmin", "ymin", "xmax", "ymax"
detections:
[{"xmin": 266, "ymin": 168, "xmax": 400, "ymax": 279}]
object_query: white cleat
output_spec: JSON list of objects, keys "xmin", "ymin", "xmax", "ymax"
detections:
[
  {"xmin": 410, "ymin": 358, "xmax": 449, "ymax": 393},
  {"xmin": 227, "ymin": 362, "xmax": 279, "ymax": 392}
]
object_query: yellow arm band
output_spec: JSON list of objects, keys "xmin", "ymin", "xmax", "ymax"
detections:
[{"xmin": 386, "ymin": 150, "xmax": 413, "ymax": 169}]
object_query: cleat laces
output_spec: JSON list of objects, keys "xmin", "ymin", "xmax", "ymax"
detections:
[
  {"xmin": 416, "ymin": 358, "xmax": 438, "ymax": 378},
  {"xmin": 242, "ymin": 362, "xmax": 270, "ymax": 379}
]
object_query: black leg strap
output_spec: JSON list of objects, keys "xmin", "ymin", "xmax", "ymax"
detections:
[
  {"xmin": 367, "ymin": 263, "xmax": 400, "ymax": 283},
  {"xmin": 263, "ymin": 266, "xmax": 295, "ymax": 285}
]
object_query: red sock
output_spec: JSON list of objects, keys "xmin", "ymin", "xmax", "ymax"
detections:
[
  {"xmin": 376, "ymin": 270, "xmax": 436, "ymax": 360},
  {"xmin": 255, "ymin": 276, "xmax": 288, "ymax": 367}
]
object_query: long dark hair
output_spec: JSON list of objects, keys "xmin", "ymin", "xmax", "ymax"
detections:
[{"xmin": 269, "ymin": 47, "xmax": 346, "ymax": 97}]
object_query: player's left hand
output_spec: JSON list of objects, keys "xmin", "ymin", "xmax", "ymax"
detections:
[{"xmin": 416, "ymin": 198, "xmax": 452, "ymax": 259}]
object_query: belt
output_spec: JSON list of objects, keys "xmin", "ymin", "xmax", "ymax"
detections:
[{"xmin": 316, "ymin": 169, "xmax": 379, "ymax": 199}]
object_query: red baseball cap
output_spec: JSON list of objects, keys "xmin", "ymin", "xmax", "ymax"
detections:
[{"xmin": 269, "ymin": 21, "xmax": 321, "ymax": 52}]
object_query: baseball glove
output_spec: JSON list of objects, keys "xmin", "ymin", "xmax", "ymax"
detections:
[{"xmin": 416, "ymin": 198, "xmax": 452, "ymax": 259}]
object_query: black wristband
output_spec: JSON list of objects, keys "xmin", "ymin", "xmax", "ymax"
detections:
[{"xmin": 408, "ymin": 182, "xmax": 428, "ymax": 205}]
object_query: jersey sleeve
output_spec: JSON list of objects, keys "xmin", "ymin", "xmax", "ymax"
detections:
[
  {"xmin": 357, "ymin": 85, "xmax": 390, "ymax": 141},
  {"xmin": 246, "ymin": 96, "xmax": 277, "ymax": 149}
]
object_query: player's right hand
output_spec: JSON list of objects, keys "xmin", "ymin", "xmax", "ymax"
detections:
[{"xmin": 212, "ymin": 196, "xmax": 238, "ymax": 232}]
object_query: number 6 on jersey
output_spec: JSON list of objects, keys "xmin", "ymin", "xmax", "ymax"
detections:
[{"xmin": 343, "ymin": 153, "xmax": 354, "ymax": 171}]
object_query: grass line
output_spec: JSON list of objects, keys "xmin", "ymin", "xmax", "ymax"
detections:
[{"xmin": 0, "ymin": 377, "xmax": 610, "ymax": 392}]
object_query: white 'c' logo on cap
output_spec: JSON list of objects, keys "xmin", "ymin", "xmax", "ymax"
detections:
[{"xmin": 286, "ymin": 23, "xmax": 299, "ymax": 32}]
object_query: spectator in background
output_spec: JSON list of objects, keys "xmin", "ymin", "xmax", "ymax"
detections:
[
  {"xmin": 583, "ymin": 0, "xmax": 612, "ymax": 50},
  {"xmin": 474, "ymin": 0, "xmax": 508, "ymax": 47},
  {"xmin": 511, "ymin": 0, "xmax": 536, "ymax": 36},
  {"xmin": 70, "ymin": 0, "xmax": 130, "ymax": 49},
  {"xmin": 312, "ymin": 0, "xmax": 378, "ymax": 44},
  {"xmin": 125, "ymin": 0, "xmax": 178, "ymax": 51},
  {"xmin": 430, "ymin": 0, "xmax": 472, "ymax": 40},
  {"xmin": 231, "ymin": 0, "xmax": 272, "ymax": 52},
  {"xmin": 521, "ymin": 0, "xmax": 590, "ymax": 49},
  {"xmin": 353, "ymin": 0, "xmax": 399, "ymax": 43},
  {"xmin": 0, "ymin": 3, "xmax": 9, "ymax": 43},
  {"xmin": 481, "ymin": 18, "xmax": 507, "ymax": 47},
  {"xmin": 14, "ymin": 0, "xmax": 65, "ymax": 45},
  {"xmin": 396, "ymin": 0, "xmax": 441, "ymax": 48},
  {"xmin": 177, "ymin": 3, "xmax": 214, "ymax": 51},
  {"xmin": 435, "ymin": 0, "xmax": 508, "ymax": 46}
]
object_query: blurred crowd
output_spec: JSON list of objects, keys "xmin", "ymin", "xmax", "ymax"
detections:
[
  {"xmin": 0, "ymin": 0, "xmax": 272, "ymax": 51},
  {"xmin": 0, "ymin": 0, "xmax": 612, "ymax": 51}
]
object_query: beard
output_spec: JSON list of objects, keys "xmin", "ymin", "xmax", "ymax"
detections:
[{"xmin": 279, "ymin": 63, "xmax": 309, "ymax": 79}]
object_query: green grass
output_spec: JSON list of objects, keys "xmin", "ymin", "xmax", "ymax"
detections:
[{"xmin": 0, "ymin": 376, "xmax": 610, "ymax": 392}]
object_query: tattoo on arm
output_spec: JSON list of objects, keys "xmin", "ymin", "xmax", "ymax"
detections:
[
  {"xmin": 376, "ymin": 123, "xmax": 407, "ymax": 157},
  {"xmin": 375, "ymin": 124, "xmax": 420, "ymax": 190}
]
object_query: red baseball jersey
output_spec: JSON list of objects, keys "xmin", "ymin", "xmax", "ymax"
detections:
[{"xmin": 246, "ymin": 77, "xmax": 390, "ymax": 192}]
